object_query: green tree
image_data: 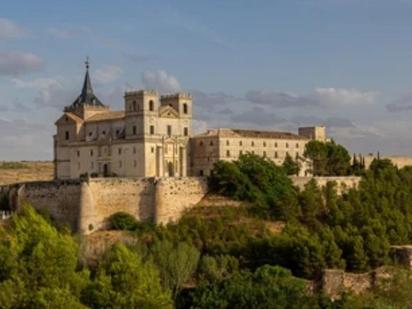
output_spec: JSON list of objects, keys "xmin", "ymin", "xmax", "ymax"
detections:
[
  {"xmin": 0, "ymin": 205, "xmax": 89, "ymax": 309},
  {"xmin": 83, "ymin": 243, "xmax": 172, "ymax": 309},
  {"xmin": 282, "ymin": 153, "xmax": 300, "ymax": 176},
  {"xmin": 150, "ymin": 240, "xmax": 200, "ymax": 299},
  {"xmin": 191, "ymin": 265, "xmax": 316, "ymax": 309},
  {"xmin": 304, "ymin": 140, "xmax": 351, "ymax": 176},
  {"xmin": 198, "ymin": 255, "xmax": 239, "ymax": 283}
]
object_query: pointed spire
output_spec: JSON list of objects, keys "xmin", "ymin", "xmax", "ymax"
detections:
[
  {"xmin": 81, "ymin": 57, "xmax": 94, "ymax": 98},
  {"xmin": 68, "ymin": 58, "xmax": 105, "ymax": 108}
]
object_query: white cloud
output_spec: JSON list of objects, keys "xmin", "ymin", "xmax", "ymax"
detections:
[
  {"xmin": 245, "ymin": 88, "xmax": 378, "ymax": 108},
  {"xmin": 142, "ymin": 70, "xmax": 181, "ymax": 93},
  {"xmin": 0, "ymin": 52, "xmax": 44, "ymax": 76},
  {"xmin": 11, "ymin": 77, "xmax": 75, "ymax": 109},
  {"xmin": 94, "ymin": 65, "xmax": 123, "ymax": 84},
  {"xmin": 12, "ymin": 77, "xmax": 63, "ymax": 90},
  {"xmin": 0, "ymin": 18, "xmax": 26, "ymax": 39},
  {"xmin": 245, "ymin": 90, "xmax": 318, "ymax": 108},
  {"xmin": 314, "ymin": 88, "xmax": 378, "ymax": 106}
]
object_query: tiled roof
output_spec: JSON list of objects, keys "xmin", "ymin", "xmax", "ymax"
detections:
[
  {"xmin": 86, "ymin": 111, "xmax": 125, "ymax": 122},
  {"xmin": 195, "ymin": 128, "xmax": 308, "ymax": 140},
  {"xmin": 62, "ymin": 112, "xmax": 84, "ymax": 123}
]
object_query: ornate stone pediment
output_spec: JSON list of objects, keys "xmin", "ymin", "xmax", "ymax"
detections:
[{"xmin": 159, "ymin": 105, "xmax": 179, "ymax": 118}]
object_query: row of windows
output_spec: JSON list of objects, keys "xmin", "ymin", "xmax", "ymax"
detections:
[
  {"xmin": 67, "ymin": 124, "xmax": 189, "ymax": 142},
  {"xmin": 149, "ymin": 125, "xmax": 188, "ymax": 136},
  {"xmin": 76, "ymin": 146, "xmax": 138, "ymax": 158},
  {"xmin": 130, "ymin": 100, "xmax": 189, "ymax": 114},
  {"xmin": 226, "ymin": 150, "xmax": 301, "ymax": 159},
  {"xmin": 199, "ymin": 140, "xmax": 301, "ymax": 148},
  {"xmin": 78, "ymin": 160, "xmax": 138, "ymax": 171}
]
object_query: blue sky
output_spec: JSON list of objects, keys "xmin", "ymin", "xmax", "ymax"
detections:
[{"xmin": 2, "ymin": 0, "xmax": 412, "ymax": 159}]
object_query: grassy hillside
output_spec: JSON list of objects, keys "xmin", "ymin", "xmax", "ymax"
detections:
[{"xmin": 0, "ymin": 161, "xmax": 53, "ymax": 185}]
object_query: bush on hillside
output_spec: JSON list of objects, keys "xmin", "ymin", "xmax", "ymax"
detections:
[
  {"xmin": 108, "ymin": 212, "xmax": 139, "ymax": 230},
  {"xmin": 208, "ymin": 154, "xmax": 298, "ymax": 219}
]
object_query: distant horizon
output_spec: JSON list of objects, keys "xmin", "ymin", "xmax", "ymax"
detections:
[{"xmin": 2, "ymin": 0, "xmax": 412, "ymax": 160}]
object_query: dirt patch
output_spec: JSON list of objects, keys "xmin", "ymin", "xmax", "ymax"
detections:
[{"xmin": 0, "ymin": 161, "xmax": 53, "ymax": 185}]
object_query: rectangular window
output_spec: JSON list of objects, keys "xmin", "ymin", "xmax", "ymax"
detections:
[
  {"xmin": 239, "ymin": 141, "xmax": 243, "ymax": 146},
  {"xmin": 239, "ymin": 150, "xmax": 243, "ymax": 155},
  {"xmin": 65, "ymin": 131, "xmax": 69, "ymax": 140},
  {"xmin": 90, "ymin": 150, "xmax": 93, "ymax": 157},
  {"xmin": 167, "ymin": 125, "xmax": 172, "ymax": 136},
  {"xmin": 263, "ymin": 151, "xmax": 266, "ymax": 157},
  {"xmin": 286, "ymin": 143, "xmax": 289, "ymax": 148},
  {"xmin": 275, "ymin": 142, "xmax": 278, "ymax": 147},
  {"xmin": 296, "ymin": 143, "xmax": 299, "ymax": 148},
  {"xmin": 263, "ymin": 142, "xmax": 266, "ymax": 147},
  {"xmin": 275, "ymin": 151, "xmax": 278, "ymax": 158},
  {"xmin": 226, "ymin": 140, "xmax": 230, "ymax": 146},
  {"xmin": 133, "ymin": 125, "xmax": 137, "ymax": 135},
  {"xmin": 77, "ymin": 150, "xmax": 80, "ymax": 157},
  {"xmin": 151, "ymin": 147, "xmax": 155, "ymax": 153},
  {"xmin": 184, "ymin": 127, "xmax": 188, "ymax": 136},
  {"xmin": 118, "ymin": 148, "xmax": 122, "ymax": 155},
  {"xmin": 226, "ymin": 150, "xmax": 230, "ymax": 157},
  {"xmin": 150, "ymin": 125, "xmax": 155, "ymax": 135}
]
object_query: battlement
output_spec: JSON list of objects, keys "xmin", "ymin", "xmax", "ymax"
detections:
[
  {"xmin": 124, "ymin": 89, "xmax": 159, "ymax": 97},
  {"xmin": 160, "ymin": 92, "xmax": 192, "ymax": 100}
]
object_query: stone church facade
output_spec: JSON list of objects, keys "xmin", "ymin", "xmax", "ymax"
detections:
[{"xmin": 54, "ymin": 63, "xmax": 326, "ymax": 179}]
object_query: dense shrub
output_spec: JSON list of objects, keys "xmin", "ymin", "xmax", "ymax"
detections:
[
  {"xmin": 209, "ymin": 154, "xmax": 298, "ymax": 219},
  {"xmin": 190, "ymin": 265, "xmax": 317, "ymax": 309},
  {"xmin": 109, "ymin": 211, "xmax": 139, "ymax": 230}
]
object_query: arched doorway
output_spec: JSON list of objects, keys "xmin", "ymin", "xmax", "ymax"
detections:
[
  {"xmin": 167, "ymin": 161, "xmax": 174, "ymax": 177},
  {"xmin": 103, "ymin": 164, "xmax": 109, "ymax": 177}
]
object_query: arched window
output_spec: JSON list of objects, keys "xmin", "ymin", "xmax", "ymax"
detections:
[
  {"xmin": 183, "ymin": 103, "xmax": 188, "ymax": 114},
  {"xmin": 149, "ymin": 100, "xmax": 154, "ymax": 111}
]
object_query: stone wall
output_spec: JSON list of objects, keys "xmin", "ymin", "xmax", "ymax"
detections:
[
  {"xmin": 78, "ymin": 178, "xmax": 156, "ymax": 234},
  {"xmin": 291, "ymin": 176, "xmax": 361, "ymax": 194},
  {"xmin": 0, "ymin": 175, "xmax": 358, "ymax": 233},
  {"xmin": 155, "ymin": 177, "xmax": 208, "ymax": 224},
  {"xmin": 0, "ymin": 177, "xmax": 208, "ymax": 234},
  {"xmin": 321, "ymin": 267, "xmax": 397, "ymax": 299},
  {"xmin": 17, "ymin": 180, "xmax": 82, "ymax": 230},
  {"xmin": 321, "ymin": 269, "xmax": 372, "ymax": 300}
]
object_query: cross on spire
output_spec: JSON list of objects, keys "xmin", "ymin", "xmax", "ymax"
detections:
[
  {"xmin": 85, "ymin": 56, "xmax": 90, "ymax": 70},
  {"xmin": 66, "ymin": 58, "xmax": 105, "ymax": 109}
]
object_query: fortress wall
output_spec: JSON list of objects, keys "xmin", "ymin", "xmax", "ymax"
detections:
[
  {"xmin": 1, "ymin": 175, "xmax": 359, "ymax": 233},
  {"xmin": 291, "ymin": 176, "xmax": 361, "ymax": 194},
  {"xmin": 155, "ymin": 177, "xmax": 208, "ymax": 224},
  {"xmin": 17, "ymin": 180, "xmax": 82, "ymax": 230},
  {"xmin": 79, "ymin": 178, "xmax": 156, "ymax": 233}
]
